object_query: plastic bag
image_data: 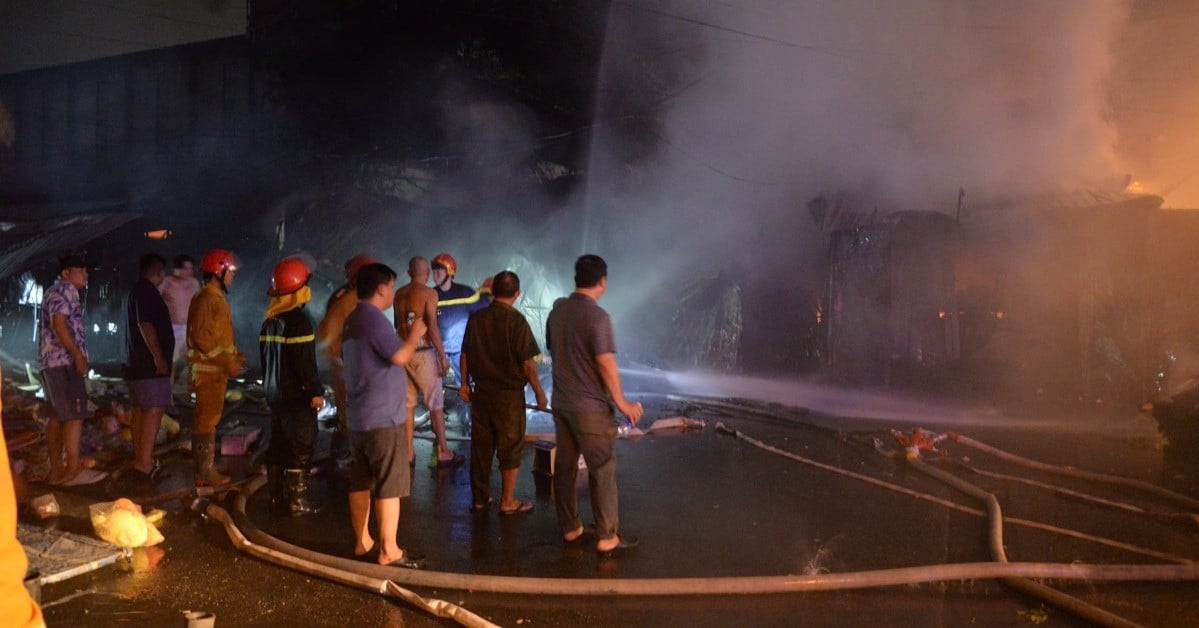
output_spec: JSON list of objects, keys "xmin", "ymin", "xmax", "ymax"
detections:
[{"xmin": 90, "ymin": 498, "xmax": 165, "ymax": 548}]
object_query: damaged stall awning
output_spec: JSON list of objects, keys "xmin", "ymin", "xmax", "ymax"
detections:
[{"xmin": 0, "ymin": 201, "xmax": 137, "ymax": 280}]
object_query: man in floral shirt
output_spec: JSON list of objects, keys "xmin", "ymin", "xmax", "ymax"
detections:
[{"xmin": 39, "ymin": 255, "xmax": 105, "ymax": 486}]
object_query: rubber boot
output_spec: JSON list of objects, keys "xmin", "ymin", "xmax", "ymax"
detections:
[
  {"xmin": 193, "ymin": 434, "xmax": 230, "ymax": 487},
  {"xmin": 285, "ymin": 468, "xmax": 323, "ymax": 516}
]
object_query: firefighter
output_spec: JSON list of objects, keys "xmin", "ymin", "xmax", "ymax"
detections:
[
  {"xmin": 186, "ymin": 248, "xmax": 247, "ymax": 487},
  {"xmin": 260, "ymin": 257, "xmax": 325, "ymax": 516},
  {"xmin": 316, "ymin": 253, "xmax": 376, "ymax": 458},
  {"xmin": 431, "ymin": 252, "xmax": 489, "ymax": 386}
]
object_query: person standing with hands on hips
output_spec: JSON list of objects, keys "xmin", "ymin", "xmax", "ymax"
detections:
[{"xmin": 545, "ymin": 254, "xmax": 643, "ymax": 556}]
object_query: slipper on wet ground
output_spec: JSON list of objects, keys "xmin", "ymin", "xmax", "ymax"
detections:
[
  {"xmin": 470, "ymin": 498, "xmax": 493, "ymax": 513},
  {"xmin": 430, "ymin": 452, "xmax": 465, "ymax": 469},
  {"xmin": 598, "ymin": 535, "xmax": 639, "ymax": 558},
  {"xmin": 498, "ymin": 500, "xmax": 534, "ymax": 516},
  {"xmin": 61, "ymin": 468, "xmax": 108, "ymax": 487},
  {"xmin": 381, "ymin": 551, "xmax": 426, "ymax": 570},
  {"xmin": 563, "ymin": 525, "xmax": 593, "ymax": 545}
]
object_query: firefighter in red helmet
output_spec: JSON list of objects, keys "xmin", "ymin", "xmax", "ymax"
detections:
[
  {"xmin": 186, "ymin": 248, "xmax": 246, "ymax": 486},
  {"xmin": 260, "ymin": 257, "xmax": 325, "ymax": 515},
  {"xmin": 316, "ymin": 253, "xmax": 377, "ymax": 459}
]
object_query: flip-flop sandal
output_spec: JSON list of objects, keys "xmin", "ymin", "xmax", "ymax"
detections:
[
  {"xmin": 62, "ymin": 468, "xmax": 108, "ymax": 487},
  {"xmin": 470, "ymin": 498, "xmax": 493, "ymax": 513},
  {"xmin": 498, "ymin": 500, "xmax": 534, "ymax": 516},
  {"xmin": 598, "ymin": 535, "xmax": 640, "ymax": 558},
  {"xmin": 381, "ymin": 551, "xmax": 426, "ymax": 570}
]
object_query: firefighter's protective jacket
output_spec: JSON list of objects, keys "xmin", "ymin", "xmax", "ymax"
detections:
[
  {"xmin": 187, "ymin": 282, "xmax": 245, "ymax": 377},
  {"xmin": 316, "ymin": 285, "xmax": 356, "ymax": 359},
  {"xmin": 259, "ymin": 306, "xmax": 322, "ymax": 408}
]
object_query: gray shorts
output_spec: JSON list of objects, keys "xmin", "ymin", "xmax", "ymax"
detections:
[
  {"xmin": 41, "ymin": 365, "xmax": 90, "ymax": 421},
  {"xmin": 128, "ymin": 377, "xmax": 171, "ymax": 409},
  {"xmin": 349, "ymin": 424, "xmax": 411, "ymax": 499}
]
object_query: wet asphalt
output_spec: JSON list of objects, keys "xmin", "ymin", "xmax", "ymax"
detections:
[{"xmin": 28, "ymin": 371, "xmax": 1199, "ymax": 628}]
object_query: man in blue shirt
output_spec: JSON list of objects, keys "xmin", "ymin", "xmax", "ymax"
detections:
[{"xmin": 342, "ymin": 262, "xmax": 427, "ymax": 569}]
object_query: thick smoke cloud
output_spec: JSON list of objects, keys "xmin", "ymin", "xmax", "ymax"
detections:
[{"xmin": 583, "ymin": 0, "xmax": 1129, "ymax": 320}]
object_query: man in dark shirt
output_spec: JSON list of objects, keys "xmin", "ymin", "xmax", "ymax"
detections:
[
  {"xmin": 124, "ymin": 253, "xmax": 174, "ymax": 486},
  {"xmin": 259, "ymin": 257, "xmax": 325, "ymax": 516},
  {"xmin": 460, "ymin": 271, "xmax": 547, "ymax": 515},
  {"xmin": 545, "ymin": 255, "xmax": 644, "ymax": 555}
]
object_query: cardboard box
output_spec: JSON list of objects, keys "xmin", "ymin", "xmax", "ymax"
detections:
[{"xmin": 219, "ymin": 426, "xmax": 262, "ymax": 456}]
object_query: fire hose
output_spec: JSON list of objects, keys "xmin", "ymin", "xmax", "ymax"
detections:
[
  {"xmin": 179, "ymin": 388, "xmax": 1198, "ymax": 628},
  {"xmin": 714, "ymin": 422, "xmax": 1198, "ymax": 628},
  {"xmin": 195, "ymin": 428, "xmax": 1199, "ymax": 628}
]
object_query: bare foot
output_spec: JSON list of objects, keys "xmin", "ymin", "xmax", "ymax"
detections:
[
  {"xmin": 563, "ymin": 526, "xmax": 584, "ymax": 543},
  {"xmin": 354, "ymin": 538, "xmax": 375, "ymax": 558}
]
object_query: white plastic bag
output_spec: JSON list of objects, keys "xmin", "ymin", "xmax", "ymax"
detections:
[{"xmin": 90, "ymin": 498, "xmax": 164, "ymax": 548}]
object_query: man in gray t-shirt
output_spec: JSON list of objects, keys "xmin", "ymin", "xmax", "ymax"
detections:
[
  {"xmin": 545, "ymin": 254, "xmax": 644, "ymax": 556},
  {"xmin": 341, "ymin": 263, "xmax": 427, "ymax": 570}
]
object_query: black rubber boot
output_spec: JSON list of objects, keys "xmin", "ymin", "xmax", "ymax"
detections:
[{"xmin": 285, "ymin": 468, "xmax": 323, "ymax": 516}]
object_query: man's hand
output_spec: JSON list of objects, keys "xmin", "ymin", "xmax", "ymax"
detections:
[
  {"xmin": 410, "ymin": 318, "xmax": 427, "ymax": 342},
  {"xmin": 617, "ymin": 399, "xmax": 643, "ymax": 425},
  {"xmin": 230, "ymin": 359, "xmax": 246, "ymax": 378},
  {"xmin": 439, "ymin": 354, "xmax": 450, "ymax": 377},
  {"xmin": 458, "ymin": 385, "xmax": 471, "ymax": 403},
  {"xmin": 72, "ymin": 352, "xmax": 89, "ymax": 377},
  {"xmin": 310, "ymin": 396, "xmax": 325, "ymax": 410},
  {"xmin": 153, "ymin": 355, "xmax": 167, "ymax": 376},
  {"xmin": 535, "ymin": 390, "xmax": 548, "ymax": 410}
]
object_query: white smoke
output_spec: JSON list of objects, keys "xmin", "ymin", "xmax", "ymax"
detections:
[{"xmin": 585, "ymin": 0, "xmax": 1130, "ymax": 317}]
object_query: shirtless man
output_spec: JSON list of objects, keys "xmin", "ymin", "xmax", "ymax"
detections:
[
  {"xmin": 158, "ymin": 255, "xmax": 200, "ymax": 390},
  {"xmin": 393, "ymin": 257, "xmax": 463, "ymax": 468}
]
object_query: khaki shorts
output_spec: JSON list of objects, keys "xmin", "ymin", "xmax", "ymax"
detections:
[{"xmin": 404, "ymin": 349, "xmax": 444, "ymax": 412}]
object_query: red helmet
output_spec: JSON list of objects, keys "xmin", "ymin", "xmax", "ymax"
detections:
[
  {"xmin": 344, "ymin": 253, "xmax": 377, "ymax": 284},
  {"xmin": 269, "ymin": 257, "xmax": 310, "ymax": 296},
  {"xmin": 432, "ymin": 252, "xmax": 457, "ymax": 277},
  {"xmin": 200, "ymin": 249, "xmax": 237, "ymax": 275}
]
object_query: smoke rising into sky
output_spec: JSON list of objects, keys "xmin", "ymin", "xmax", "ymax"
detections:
[{"xmin": 574, "ymin": 0, "xmax": 1132, "ymax": 323}]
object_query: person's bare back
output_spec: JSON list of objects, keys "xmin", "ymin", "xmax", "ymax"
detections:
[
  {"xmin": 393, "ymin": 281, "xmax": 436, "ymax": 345},
  {"xmin": 393, "ymin": 257, "xmax": 447, "ymax": 360}
]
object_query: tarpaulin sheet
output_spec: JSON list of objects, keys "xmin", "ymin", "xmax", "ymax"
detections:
[{"xmin": 19, "ymin": 522, "xmax": 128, "ymax": 585}]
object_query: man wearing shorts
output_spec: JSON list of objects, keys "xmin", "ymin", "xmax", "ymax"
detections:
[
  {"xmin": 40, "ymin": 255, "xmax": 105, "ymax": 486},
  {"xmin": 393, "ymin": 256, "xmax": 461, "ymax": 468},
  {"xmin": 158, "ymin": 255, "xmax": 199, "ymax": 391},
  {"xmin": 343, "ymin": 262, "xmax": 427, "ymax": 569},
  {"xmin": 123, "ymin": 253, "xmax": 174, "ymax": 488},
  {"xmin": 460, "ymin": 270, "xmax": 547, "ymax": 514}
]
